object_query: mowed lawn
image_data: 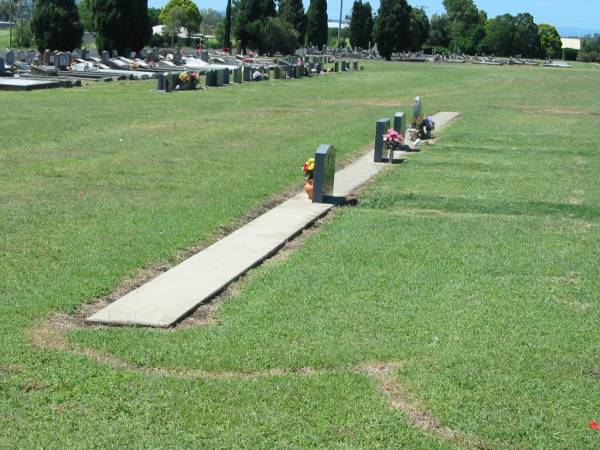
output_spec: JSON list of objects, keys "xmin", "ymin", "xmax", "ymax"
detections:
[
  {"xmin": 2, "ymin": 62, "xmax": 600, "ymax": 448},
  {"xmin": 0, "ymin": 29, "xmax": 10, "ymax": 49}
]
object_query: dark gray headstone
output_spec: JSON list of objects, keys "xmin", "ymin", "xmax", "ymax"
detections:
[
  {"xmin": 27, "ymin": 51, "xmax": 35, "ymax": 64},
  {"xmin": 43, "ymin": 49, "xmax": 51, "ymax": 66},
  {"xmin": 151, "ymin": 47, "xmax": 160, "ymax": 61},
  {"xmin": 139, "ymin": 48, "xmax": 147, "ymax": 59},
  {"xmin": 101, "ymin": 51, "xmax": 110, "ymax": 64},
  {"xmin": 165, "ymin": 73, "xmax": 173, "ymax": 92},
  {"xmin": 0, "ymin": 57, "xmax": 5, "ymax": 73},
  {"xmin": 206, "ymin": 70, "xmax": 217, "ymax": 87},
  {"xmin": 111, "ymin": 49, "xmax": 118, "ymax": 58},
  {"xmin": 374, "ymin": 118, "xmax": 391, "ymax": 163},
  {"xmin": 216, "ymin": 69, "xmax": 225, "ymax": 86},
  {"xmin": 174, "ymin": 48, "xmax": 182, "ymax": 65},
  {"xmin": 234, "ymin": 67, "xmax": 242, "ymax": 83},
  {"xmin": 17, "ymin": 50, "xmax": 26, "ymax": 61},
  {"xmin": 243, "ymin": 66, "xmax": 251, "ymax": 82},
  {"xmin": 157, "ymin": 73, "xmax": 166, "ymax": 91},
  {"xmin": 394, "ymin": 112, "xmax": 406, "ymax": 134},
  {"xmin": 81, "ymin": 48, "xmax": 89, "ymax": 60},
  {"xmin": 5, "ymin": 50, "xmax": 15, "ymax": 66},
  {"xmin": 201, "ymin": 51, "xmax": 209, "ymax": 62},
  {"xmin": 312, "ymin": 144, "xmax": 336, "ymax": 204},
  {"xmin": 334, "ymin": 61, "xmax": 339, "ymax": 72},
  {"xmin": 223, "ymin": 69, "xmax": 230, "ymax": 84}
]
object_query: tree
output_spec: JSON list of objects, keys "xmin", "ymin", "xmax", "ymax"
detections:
[
  {"xmin": 200, "ymin": 8, "xmax": 223, "ymax": 35},
  {"xmin": 374, "ymin": 0, "xmax": 411, "ymax": 60},
  {"xmin": 306, "ymin": 0, "xmax": 327, "ymax": 47},
  {"xmin": 78, "ymin": 0, "xmax": 94, "ymax": 31},
  {"xmin": 428, "ymin": 13, "xmax": 451, "ymax": 49},
  {"xmin": 443, "ymin": 0, "xmax": 486, "ymax": 53},
  {"xmin": 148, "ymin": 7, "xmax": 162, "ymax": 26},
  {"xmin": 236, "ymin": 0, "xmax": 275, "ymax": 50},
  {"xmin": 578, "ymin": 35, "xmax": 600, "ymax": 62},
  {"xmin": 480, "ymin": 14, "xmax": 515, "ymax": 56},
  {"xmin": 513, "ymin": 13, "xmax": 541, "ymax": 58},
  {"xmin": 159, "ymin": 0, "xmax": 201, "ymax": 26},
  {"xmin": 31, "ymin": 0, "xmax": 83, "ymax": 52},
  {"xmin": 260, "ymin": 16, "xmax": 298, "ymax": 54},
  {"xmin": 538, "ymin": 23, "xmax": 562, "ymax": 58},
  {"xmin": 92, "ymin": 0, "xmax": 152, "ymax": 55},
  {"xmin": 349, "ymin": 1, "xmax": 373, "ymax": 49},
  {"xmin": 222, "ymin": 1, "xmax": 232, "ymax": 50},
  {"xmin": 408, "ymin": 7, "xmax": 429, "ymax": 51},
  {"xmin": 279, "ymin": 0, "xmax": 306, "ymax": 45}
]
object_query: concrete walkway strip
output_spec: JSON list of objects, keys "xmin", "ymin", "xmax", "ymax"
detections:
[{"xmin": 87, "ymin": 112, "xmax": 460, "ymax": 327}]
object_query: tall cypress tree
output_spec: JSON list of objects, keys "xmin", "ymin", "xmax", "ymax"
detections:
[
  {"xmin": 306, "ymin": 0, "xmax": 327, "ymax": 47},
  {"xmin": 92, "ymin": 0, "xmax": 152, "ymax": 55},
  {"xmin": 279, "ymin": 0, "xmax": 306, "ymax": 45},
  {"xmin": 374, "ymin": 0, "xmax": 411, "ymax": 59},
  {"xmin": 349, "ymin": 0, "xmax": 364, "ymax": 49},
  {"xmin": 223, "ymin": 0, "xmax": 232, "ymax": 50},
  {"xmin": 31, "ymin": 0, "xmax": 83, "ymax": 52}
]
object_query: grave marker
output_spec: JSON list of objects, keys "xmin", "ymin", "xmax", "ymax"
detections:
[
  {"xmin": 165, "ymin": 73, "xmax": 173, "ymax": 92},
  {"xmin": 157, "ymin": 73, "xmax": 166, "ymax": 91},
  {"xmin": 216, "ymin": 69, "xmax": 225, "ymax": 86},
  {"xmin": 223, "ymin": 68, "xmax": 230, "ymax": 84},
  {"xmin": 0, "ymin": 57, "xmax": 4, "ymax": 73},
  {"xmin": 412, "ymin": 96, "xmax": 422, "ymax": 123},
  {"xmin": 374, "ymin": 118, "xmax": 391, "ymax": 163},
  {"xmin": 151, "ymin": 47, "xmax": 160, "ymax": 61},
  {"xmin": 312, "ymin": 144, "xmax": 336, "ymax": 204},
  {"xmin": 243, "ymin": 66, "xmax": 251, "ymax": 82},
  {"xmin": 5, "ymin": 50, "xmax": 15, "ymax": 66},
  {"xmin": 334, "ymin": 61, "xmax": 339, "ymax": 72},
  {"xmin": 206, "ymin": 70, "xmax": 217, "ymax": 87},
  {"xmin": 393, "ymin": 112, "xmax": 406, "ymax": 134},
  {"xmin": 101, "ymin": 51, "xmax": 110, "ymax": 64},
  {"xmin": 81, "ymin": 48, "xmax": 89, "ymax": 60},
  {"xmin": 43, "ymin": 49, "xmax": 51, "ymax": 65},
  {"xmin": 233, "ymin": 67, "xmax": 242, "ymax": 83}
]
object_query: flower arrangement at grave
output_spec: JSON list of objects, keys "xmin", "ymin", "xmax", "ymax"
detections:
[
  {"xmin": 302, "ymin": 157, "xmax": 315, "ymax": 199},
  {"xmin": 412, "ymin": 115, "xmax": 436, "ymax": 140},
  {"xmin": 383, "ymin": 128, "xmax": 404, "ymax": 156},
  {"xmin": 177, "ymin": 71, "xmax": 199, "ymax": 90},
  {"xmin": 303, "ymin": 157, "xmax": 315, "ymax": 180}
]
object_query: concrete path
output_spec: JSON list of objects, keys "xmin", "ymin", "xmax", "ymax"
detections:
[{"xmin": 87, "ymin": 112, "xmax": 460, "ymax": 327}]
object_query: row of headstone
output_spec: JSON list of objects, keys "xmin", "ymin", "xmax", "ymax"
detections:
[{"xmin": 373, "ymin": 98, "xmax": 422, "ymax": 163}]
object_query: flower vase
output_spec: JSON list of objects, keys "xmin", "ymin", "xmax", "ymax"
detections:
[{"xmin": 304, "ymin": 179, "xmax": 314, "ymax": 200}]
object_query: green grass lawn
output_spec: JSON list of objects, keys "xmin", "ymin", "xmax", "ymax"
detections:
[
  {"xmin": 0, "ymin": 29, "xmax": 10, "ymax": 48},
  {"xmin": 2, "ymin": 62, "xmax": 600, "ymax": 448}
]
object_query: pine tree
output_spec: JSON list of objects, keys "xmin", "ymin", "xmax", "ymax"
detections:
[
  {"xmin": 223, "ymin": 0, "xmax": 232, "ymax": 51},
  {"xmin": 374, "ymin": 0, "xmax": 411, "ymax": 60},
  {"xmin": 92, "ymin": 0, "xmax": 152, "ymax": 55},
  {"xmin": 306, "ymin": 0, "xmax": 327, "ymax": 47},
  {"xmin": 349, "ymin": 0, "xmax": 365, "ymax": 49},
  {"xmin": 279, "ymin": 0, "xmax": 306, "ymax": 45},
  {"xmin": 31, "ymin": 0, "xmax": 84, "ymax": 52}
]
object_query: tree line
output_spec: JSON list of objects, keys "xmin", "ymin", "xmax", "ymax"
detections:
[
  {"xmin": 350, "ymin": 0, "xmax": 567, "ymax": 60},
  {"xmin": 6, "ymin": 0, "xmax": 597, "ymax": 62}
]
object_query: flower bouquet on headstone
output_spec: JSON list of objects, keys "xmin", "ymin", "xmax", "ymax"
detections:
[
  {"xmin": 177, "ymin": 71, "xmax": 199, "ymax": 90},
  {"xmin": 302, "ymin": 157, "xmax": 315, "ymax": 199},
  {"xmin": 383, "ymin": 128, "xmax": 404, "ymax": 159}
]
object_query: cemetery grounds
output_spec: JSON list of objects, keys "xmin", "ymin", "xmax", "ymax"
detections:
[{"xmin": 1, "ymin": 61, "xmax": 600, "ymax": 448}]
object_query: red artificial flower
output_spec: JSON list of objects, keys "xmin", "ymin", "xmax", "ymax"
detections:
[{"xmin": 589, "ymin": 421, "xmax": 600, "ymax": 430}]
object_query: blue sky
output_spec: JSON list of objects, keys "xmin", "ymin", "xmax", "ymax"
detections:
[{"xmin": 148, "ymin": 0, "xmax": 600, "ymax": 34}]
